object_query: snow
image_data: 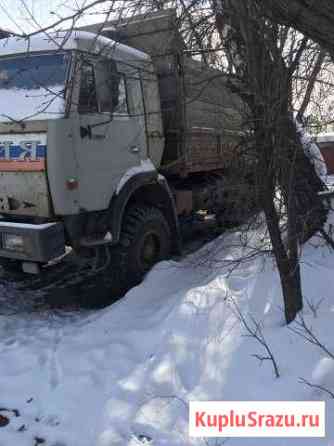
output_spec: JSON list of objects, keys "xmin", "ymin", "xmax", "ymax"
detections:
[
  {"xmin": 0, "ymin": 133, "xmax": 47, "ymax": 145},
  {"xmin": 1, "ymin": 212, "xmax": 334, "ymax": 445},
  {"xmin": 296, "ymin": 121, "xmax": 328, "ymax": 178},
  {"xmin": 315, "ymin": 133, "xmax": 334, "ymax": 144},
  {"xmin": 0, "ymin": 86, "xmax": 65, "ymax": 122},
  {"xmin": 116, "ymin": 159, "xmax": 157, "ymax": 194},
  {"xmin": 323, "ymin": 174, "xmax": 334, "ymax": 193}
]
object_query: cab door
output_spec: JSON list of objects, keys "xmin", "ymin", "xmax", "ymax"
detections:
[{"xmin": 73, "ymin": 55, "xmax": 147, "ymax": 212}]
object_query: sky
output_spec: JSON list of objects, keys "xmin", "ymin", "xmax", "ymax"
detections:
[{"xmin": 0, "ymin": 0, "xmax": 104, "ymax": 33}]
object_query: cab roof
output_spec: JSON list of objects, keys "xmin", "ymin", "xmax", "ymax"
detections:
[{"xmin": 0, "ymin": 30, "xmax": 150, "ymax": 62}]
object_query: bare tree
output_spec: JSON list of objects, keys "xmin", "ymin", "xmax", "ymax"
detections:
[{"xmin": 210, "ymin": 0, "xmax": 328, "ymax": 323}]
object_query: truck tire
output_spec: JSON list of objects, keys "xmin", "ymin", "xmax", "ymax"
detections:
[{"xmin": 112, "ymin": 205, "xmax": 171, "ymax": 291}]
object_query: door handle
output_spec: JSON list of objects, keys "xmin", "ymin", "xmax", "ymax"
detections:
[
  {"xmin": 130, "ymin": 146, "xmax": 140, "ymax": 153},
  {"xmin": 80, "ymin": 125, "xmax": 106, "ymax": 140}
]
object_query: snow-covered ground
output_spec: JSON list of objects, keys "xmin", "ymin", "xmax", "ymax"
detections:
[
  {"xmin": 0, "ymin": 216, "xmax": 334, "ymax": 446},
  {"xmin": 324, "ymin": 174, "xmax": 334, "ymax": 193}
]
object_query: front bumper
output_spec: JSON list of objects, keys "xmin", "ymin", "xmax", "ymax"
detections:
[{"xmin": 0, "ymin": 221, "xmax": 65, "ymax": 262}]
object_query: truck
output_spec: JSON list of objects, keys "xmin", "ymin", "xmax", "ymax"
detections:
[{"xmin": 0, "ymin": 10, "xmax": 245, "ymax": 292}]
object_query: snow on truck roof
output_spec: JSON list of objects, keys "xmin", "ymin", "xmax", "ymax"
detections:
[{"xmin": 0, "ymin": 30, "xmax": 150, "ymax": 62}]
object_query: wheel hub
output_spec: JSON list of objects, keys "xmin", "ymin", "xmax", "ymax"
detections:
[{"xmin": 141, "ymin": 232, "xmax": 160, "ymax": 268}]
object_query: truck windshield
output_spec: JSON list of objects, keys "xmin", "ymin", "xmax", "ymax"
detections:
[{"xmin": 0, "ymin": 52, "xmax": 70, "ymax": 122}]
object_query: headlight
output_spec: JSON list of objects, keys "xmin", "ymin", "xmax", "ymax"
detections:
[{"xmin": 2, "ymin": 233, "xmax": 26, "ymax": 252}]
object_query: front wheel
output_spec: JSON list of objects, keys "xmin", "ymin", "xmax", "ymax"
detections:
[{"xmin": 111, "ymin": 205, "xmax": 172, "ymax": 292}]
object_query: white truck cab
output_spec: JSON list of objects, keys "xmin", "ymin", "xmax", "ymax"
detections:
[{"xmin": 0, "ymin": 31, "xmax": 168, "ymax": 273}]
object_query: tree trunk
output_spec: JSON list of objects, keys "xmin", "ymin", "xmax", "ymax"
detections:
[{"xmin": 262, "ymin": 182, "xmax": 303, "ymax": 324}]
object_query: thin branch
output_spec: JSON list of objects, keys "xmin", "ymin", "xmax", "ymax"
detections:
[
  {"xmin": 231, "ymin": 299, "xmax": 280, "ymax": 378},
  {"xmin": 289, "ymin": 315, "xmax": 334, "ymax": 360},
  {"xmin": 299, "ymin": 377, "xmax": 334, "ymax": 399}
]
